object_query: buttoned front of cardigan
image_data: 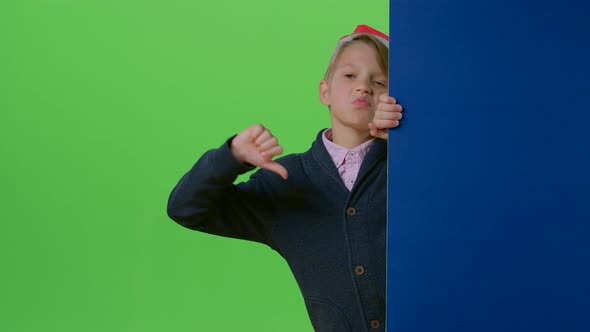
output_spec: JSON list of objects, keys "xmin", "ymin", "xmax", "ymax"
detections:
[{"xmin": 167, "ymin": 130, "xmax": 387, "ymax": 332}]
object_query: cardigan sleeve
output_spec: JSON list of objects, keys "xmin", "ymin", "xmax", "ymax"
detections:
[{"xmin": 166, "ymin": 138, "xmax": 278, "ymax": 246}]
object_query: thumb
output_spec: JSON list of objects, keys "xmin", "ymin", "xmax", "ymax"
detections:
[
  {"xmin": 369, "ymin": 122, "xmax": 388, "ymax": 140},
  {"xmin": 369, "ymin": 122, "xmax": 378, "ymax": 137},
  {"xmin": 261, "ymin": 160, "xmax": 289, "ymax": 180}
]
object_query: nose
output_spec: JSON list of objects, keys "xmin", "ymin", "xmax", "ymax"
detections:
[{"xmin": 356, "ymin": 79, "xmax": 372, "ymax": 94}]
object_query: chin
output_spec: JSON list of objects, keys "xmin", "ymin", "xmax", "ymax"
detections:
[{"xmin": 349, "ymin": 122, "xmax": 372, "ymax": 132}]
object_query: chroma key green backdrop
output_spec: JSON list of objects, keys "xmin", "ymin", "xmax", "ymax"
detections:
[{"xmin": 0, "ymin": 1, "xmax": 387, "ymax": 331}]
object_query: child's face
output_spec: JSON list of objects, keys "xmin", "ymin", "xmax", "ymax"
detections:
[{"xmin": 319, "ymin": 42, "xmax": 388, "ymax": 133}]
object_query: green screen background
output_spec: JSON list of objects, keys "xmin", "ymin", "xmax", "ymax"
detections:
[{"xmin": 1, "ymin": 1, "xmax": 387, "ymax": 331}]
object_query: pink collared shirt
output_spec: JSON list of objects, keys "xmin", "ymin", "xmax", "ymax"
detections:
[{"xmin": 321, "ymin": 129, "xmax": 375, "ymax": 191}]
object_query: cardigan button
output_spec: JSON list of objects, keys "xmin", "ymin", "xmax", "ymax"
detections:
[
  {"xmin": 354, "ymin": 265, "xmax": 365, "ymax": 275},
  {"xmin": 346, "ymin": 207, "xmax": 356, "ymax": 216},
  {"xmin": 370, "ymin": 319, "xmax": 380, "ymax": 329}
]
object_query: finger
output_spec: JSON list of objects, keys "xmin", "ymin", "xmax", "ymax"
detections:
[
  {"xmin": 383, "ymin": 104, "xmax": 404, "ymax": 113},
  {"xmin": 374, "ymin": 110, "xmax": 403, "ymax": 121},
  {"xmin": 247, "ymin": 123, "xmax": 266, "ymax": 141},
  {"xmin": 260, "ymin": 144, "xmax": 284, "ymax": 159},
  {"xmin": 261, "ymin": 161, "xmax": 289, "ymax": 180},
  {"xmin": 378, "ymin": 103, "xmax": 403, "ymax": 114},
  {"xmin": 257, "ymin": 136, "xmax": 279, "ymax": 151},
  {"xmin": 373, "ymin": 119, "xmax": 400, "ymax": 129},
  {"xmin": 379, "ymin": 94, "xmax": 397, "ymax": 104},
  {"xmin": 254, "ymin": 128, "xmax": 272, "ymax": 146}
]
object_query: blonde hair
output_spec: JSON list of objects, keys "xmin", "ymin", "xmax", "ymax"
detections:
[{"xmin": 323, "ymin": 34, "xmax": 389, "ymax": 82}]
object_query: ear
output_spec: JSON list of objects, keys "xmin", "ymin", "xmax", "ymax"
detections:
[{"xmin": 319, "ymin": 80, "xmax": 330, "ymax": 107}]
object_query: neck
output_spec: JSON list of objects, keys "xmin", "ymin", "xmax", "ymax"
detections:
[{"xmin": 330, "ymin": 126, "xmax": 373, "ymax": 149}]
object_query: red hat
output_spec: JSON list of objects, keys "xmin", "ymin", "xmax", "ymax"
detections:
[{"xmin": 335, "ymin": 24, "xmax": 389, "ymax": 51}]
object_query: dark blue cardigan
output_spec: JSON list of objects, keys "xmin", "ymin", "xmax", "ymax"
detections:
[{"xmin": 167, "ymin": 130, "xmax": 387, "ymax": 332}]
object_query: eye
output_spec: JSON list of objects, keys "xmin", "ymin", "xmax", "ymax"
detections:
[
  {"xmin": 344, "ymin": 73, "xmax": 355, "ymax": 79},
  {"xmin": 374, "ymin": 81, "xmax": 387, "ymax": 87}
]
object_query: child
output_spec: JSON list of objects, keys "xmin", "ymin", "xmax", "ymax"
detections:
[{"xmin": 167, "ymin": 25, "xmax": 403, "ymax": 332}]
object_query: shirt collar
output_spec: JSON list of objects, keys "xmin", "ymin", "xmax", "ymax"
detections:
[{"xmin": 321, "ymin": 128, "xmax": 375, "ymax": 167}]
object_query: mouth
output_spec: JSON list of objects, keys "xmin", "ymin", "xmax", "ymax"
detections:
[{"xmin": 352, "ymin": 97, "xmax": 371, "ymax": 107}]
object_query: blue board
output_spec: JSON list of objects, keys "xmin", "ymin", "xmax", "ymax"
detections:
[{"xmin": 387, "ymin": 1, "xmax": 590, "ymax": 331}]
